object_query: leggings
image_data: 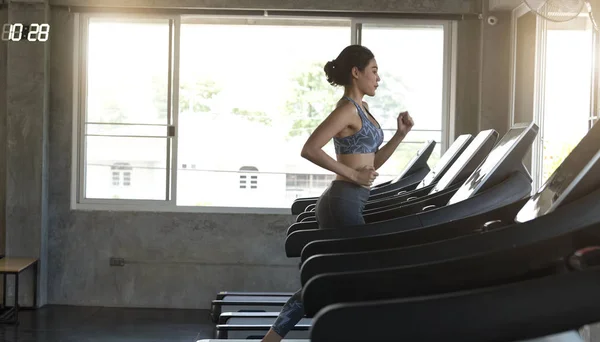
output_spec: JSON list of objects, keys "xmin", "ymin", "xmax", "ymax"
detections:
[{"xmin": 271, "ymin": 180, "xmax": 370, "ymax": 337}]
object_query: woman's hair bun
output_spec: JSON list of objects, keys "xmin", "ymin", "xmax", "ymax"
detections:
[
  {"xmin": 324, "ymin": 59, "xmax": 341, "ymax": 86},
  {"xmin": 324, "ymin": 45, "xmax": 375, "ymax": 87}
]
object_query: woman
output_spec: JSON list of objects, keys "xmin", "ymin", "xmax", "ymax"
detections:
[{"xmin": 261, "ymin": 44, "xmax": 414, "ymax": 342}]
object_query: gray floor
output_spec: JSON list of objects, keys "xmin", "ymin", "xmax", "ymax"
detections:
[{"xmin": 0, "ymin": 305, "xmax": 213, "ymax": 341}]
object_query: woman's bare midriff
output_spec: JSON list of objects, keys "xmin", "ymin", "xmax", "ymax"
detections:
[{"xmin": 335, "ymin": 153, "xmax": 376, "ymax": 189}]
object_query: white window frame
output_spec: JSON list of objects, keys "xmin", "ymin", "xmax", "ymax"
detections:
[
  {"xmin": 71, "ymin": 12, "xmax": 183, "ymax": 212},
  {"xmin": 71, "ymin": 13, "xmax": 457, "ymax": 215},
  {"xmin": 509, "ymin": 3, "xmax": 546, "ymax": 194}
]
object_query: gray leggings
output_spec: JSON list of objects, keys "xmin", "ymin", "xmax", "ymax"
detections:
[{"xmin": 271, "ymin": 180, "xmax": 370, "ymax": 337}]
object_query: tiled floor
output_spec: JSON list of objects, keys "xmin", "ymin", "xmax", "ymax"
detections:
[{"xmin": 0, "ymin": 305, "xmax": 214, "ymax": 341}]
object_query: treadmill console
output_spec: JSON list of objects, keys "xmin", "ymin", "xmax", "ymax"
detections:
[
  {"xmin": 415, "ymin": 134, "xmax": 472, "ymax": 190},
  {"xmin": 430, "ymin": 129, "xmax": 497, "ymax": 194},
  {"xmin": 516, "ymin": 122, "xmax": 600, "ymax": 223},
  {"xmin": 389, "ymin": 140, "xmax": 436, "ymax": 184},
  {"xmin": 447, "ymin": 122, "xmax": 537, "ymax": 205}
]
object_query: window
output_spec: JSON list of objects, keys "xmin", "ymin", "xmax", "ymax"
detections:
[
  {"xmin": 540, "ymin": 17, "xmax": 594, "ymax": 183},
  {"xmin": 79, "ymin": 16, "xmax": 173, "ymax": 202},
  {"xmin": 74, "ymin": 14, "xmax": 454, "ymax": 212}
]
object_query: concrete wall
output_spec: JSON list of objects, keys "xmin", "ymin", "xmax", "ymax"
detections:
[
  {"xmin": 455, "ymin": 18, "xmax": 481, "ymax": 136},
  {"xmin": 479, "ymin": 4, "xmax": 512, "ymax": 136},
  {"xmin": 454, "ymin": 4, "xmax": 514, "ymax": 138},
  {"xmin": 1, "ymin": 1, "xmax": 51, "ymax": 306},
  {"xmin": 0, "ymin": 0, "xmax": 507, "ymax": 310},
  {"xmin": 0, "ymin": 6, "xmax": 7, "ymax": 259},
  {"xmin": 49, "ymin": 0, "xmax": 481, "ymax": 14}
]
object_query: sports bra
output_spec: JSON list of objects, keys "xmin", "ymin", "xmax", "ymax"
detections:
[{"xmin": 334, "ymin": 96, "xmax": 384, "ymax": 154}]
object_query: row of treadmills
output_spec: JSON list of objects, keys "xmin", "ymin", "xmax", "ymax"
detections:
[{"xmin": 198, "ymin": 120, "xmax": 600, "ymax": 342}]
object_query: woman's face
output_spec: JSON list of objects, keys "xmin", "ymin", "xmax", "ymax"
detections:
[{"xmin": 353, "ymin": 58, "xmax": 380, "ymax": 97}]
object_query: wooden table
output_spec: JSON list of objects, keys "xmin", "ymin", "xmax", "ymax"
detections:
[{"xmin": 0, "ymin": 257, "xmax": 38, "ymax": 324}]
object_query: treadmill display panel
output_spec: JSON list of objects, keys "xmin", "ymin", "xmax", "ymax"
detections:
[
  {"xmin": 447, "ymin": 123, "xmax": 532, "ymax": 205},
  {"xmin": 515, "ymin": 122, "xmax": 600, "ymax": 223},
  {"xmin": 390, "ymin": 140, "xmax": 435, "ymax": 184},
  {"xmin": 430, "ymin": 130, "xmax": 495, "ymax": 194},
  {"xmin": 416, "ymin": 134, "xmax": 471, "ymax": 190}
]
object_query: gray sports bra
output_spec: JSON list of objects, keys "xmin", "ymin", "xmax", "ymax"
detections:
[{"xmin": 334, "ymin": 96, "xmax": 384, "ymax": 154}]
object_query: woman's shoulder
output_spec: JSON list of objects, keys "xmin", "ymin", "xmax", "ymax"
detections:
[
  {"xmin": 333, "ymin": 98, "xmax": 359, "ymax": 115},
  {"xmin": 327, "ymin": 99, "xmax": 360, "ymax": 124}
]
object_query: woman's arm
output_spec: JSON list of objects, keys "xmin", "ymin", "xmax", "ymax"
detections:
[{"xmin": 301, "ymin": 104, "xmax": 360, "ymax": 182}]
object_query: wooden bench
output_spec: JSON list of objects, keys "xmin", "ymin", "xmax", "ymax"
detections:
[{"xmin": 0, "ymin": 257, "xmax": 38, "ymax": 324}]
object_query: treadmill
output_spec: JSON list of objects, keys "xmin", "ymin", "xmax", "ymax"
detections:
[
  {"xmin": 299, "ymin": 123, "xmax": 600, "ymax": 342},
  {"xmin": 294, "ymin": 133, "xmax": 475, "ymax": 223},
  {"xmin": 288, "ymin": 129, "xmax": 497, "ymax": 234},
  {"xmin": 287, "ymin": 122, "xmax": 537, "ymax": 259},
  {"xmin": 209, "ymin": 130, "xmax": 495, "ymax": 322},
  {"xmin": 290, "ymin": 140, "xmax": 436, "ymax": 215},
  {"xmin": 209, "ymin": 123, "xmax": 536, "ymax": 333},
  {"xmin": 216, "ymin": 120, "xmax": 600, "ymax": 340},
  {"xmin": 300, "ymin": 119, "xmax": 600, "ymax": 318}
]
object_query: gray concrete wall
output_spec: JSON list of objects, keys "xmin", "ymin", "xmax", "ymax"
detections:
[
  {"xmin": 0, "ymin": 6, "xmax": 7, "ymax": 259},
  {"xmin": 479, "ymin": 8, "xmax": 512, "ymax": 136},
  {"xmin": 455, "ymin": 18, "xmax": 481, "ymax": 136},
  {"xmin": 454, "ymin": 8, "xmax": 513, "ymax": 139},
  {"xmin": 49, "ymin": 0, "xmax": 481, "ymax": 14},
  {"xmin": 3, "ymin": 1, "xmax": 50, "ymax": 306}
]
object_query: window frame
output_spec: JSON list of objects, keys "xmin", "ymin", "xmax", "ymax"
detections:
[
  {"xmin": 509, "ymin": 3, "xmax": 547, "ymax": 194},
  {"xmin": 71, "ymin": 13, "xmax": 457, "ymax": 215},
  {"xmin": 73, "ymin": 12, "xmax": 181, "ymax": 209}
]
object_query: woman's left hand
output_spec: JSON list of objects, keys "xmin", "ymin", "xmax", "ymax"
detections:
[{"xmin": 397, "ymin": 111, "xmax": 414, "ymax": 137}]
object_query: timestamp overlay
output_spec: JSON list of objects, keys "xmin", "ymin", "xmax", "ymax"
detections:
[{"xmin": 1, "ymin": 23, "xmax": 50, "ymax": 42}]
